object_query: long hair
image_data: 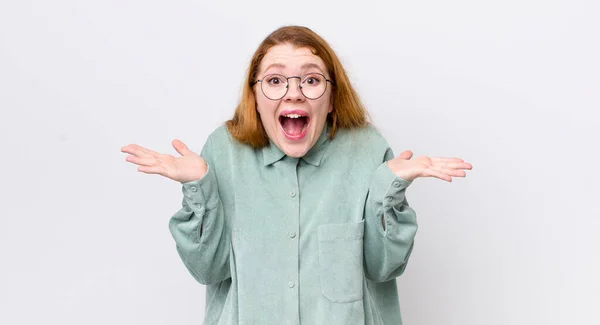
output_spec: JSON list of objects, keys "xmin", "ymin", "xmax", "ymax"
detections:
[{"xmin": 226, "ymin": 26, "xmax": 368, "ymax": 148}]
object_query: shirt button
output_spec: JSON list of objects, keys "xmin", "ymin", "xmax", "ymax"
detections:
[
  {"xmin": 289, "ymin": 232, "xmax": 296, "ymax": 238},
  {"xmin": 195, "ymin": 203, "xmax": 202, "ymax": 209},
  {"xmin": 393, "ymin": 181, "xmax": 401, "ymax": 187},
  {"xmin": 289, "ymin": 191, "xmax": 296, "ymax": 198},
  {"xmin": 190, "ymin": 186, "xmax": 197, "ymax": 192},
  {"xmin": 288, "ymin": 281, "xmax": 295, "ymax": 288},
  {"xmin": 386, "ymin": 196, "xmax": 393, "ymax": 202}
]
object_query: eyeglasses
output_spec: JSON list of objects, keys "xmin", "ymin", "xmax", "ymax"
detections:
[{"xmin": 255, "ymin": 73, "xmax": 333, "ymax": 100}]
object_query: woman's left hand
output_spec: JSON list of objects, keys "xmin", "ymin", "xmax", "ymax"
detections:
[{"xmin": 387, "ymin": 150, "xmax": 473, "ymax": 182}]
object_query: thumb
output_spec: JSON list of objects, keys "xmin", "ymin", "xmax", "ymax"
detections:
[
  {"xmin": 172, "ymin": 139, "xmax": 192, "ymax": 156},
  {"xmin": 397, "ymin": 150, "xmax": 413, "ymax": 160}
]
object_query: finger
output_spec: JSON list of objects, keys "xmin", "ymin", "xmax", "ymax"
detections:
[
  {"xmin": 126, "ymin": 155, "xmax": 157, "ymax": 167},
  {"xmin": 397, "ymin": 150, "xmax": 413, "ymax": 160},
  {"xmin": 137, "ymin": 165, "xmax": 164, "ymax": 175},
  {"xmin": 131, "ymin": 144, "xmax": 161, "ymax": 156},
  {"xmin": 121, "ymin": 144, "xmax": 155, "ymax": 158},
  {"xmin": 172, "ymin": 139, "xmax": 192, "ymax": 156},
  {"xmin": 431, "ymin": 157, "xmax": 464, "ymax": 163},
  {"xmin": 433, "ymin": 161, "xmax": 473, "ymax": 170},
  {"xmin": 121, "ymin": 147, "xmax": 144, "ymax": 158},
  {"xmin": 422, "ymin": 168, "xmax": 453, "ymax": 182},
  {"xmin": 429, "ymin": 165, "xmax": 466, "ymax": 177}
]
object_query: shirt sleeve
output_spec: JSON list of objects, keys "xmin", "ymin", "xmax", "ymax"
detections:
[
  {"xmin": 363, "ymin": 146, "xmax": 418, "ymax": 283},
  {"xmin": 168, "ymin": 135, "xmax": 231, "ymax": 285}
]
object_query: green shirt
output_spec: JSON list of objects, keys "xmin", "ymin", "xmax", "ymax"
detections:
[{"xmin": 169, "ymin": 123, "xmax": 418, "ymax": 325}]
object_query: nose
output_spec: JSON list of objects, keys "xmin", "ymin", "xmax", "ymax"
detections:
[{"xmin": 283, "ymin": 77, "xmax": 305, "ymax": 102}]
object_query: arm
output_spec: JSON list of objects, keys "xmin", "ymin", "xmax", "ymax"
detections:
[
  {"xmin": 363, "ymin": 147, "xmax": 418, "ymax": 283},
  {"xmin": 168, "ymin": 135, "xmax": 231, "ymax": 285}
]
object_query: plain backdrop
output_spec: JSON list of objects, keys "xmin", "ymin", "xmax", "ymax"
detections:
[{"xmin": 1, "ymin": 1, "xmax": 598, "ymax": 324}]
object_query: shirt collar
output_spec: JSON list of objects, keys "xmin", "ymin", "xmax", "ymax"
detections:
[{"xmin": 262, "ymin": 124, "xmax": 330, "ymax": 167}]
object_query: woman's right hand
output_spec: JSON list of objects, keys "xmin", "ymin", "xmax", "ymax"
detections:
[{"xmin": 121, "ymin": 139, "xmax": 208, "ymax": 183}]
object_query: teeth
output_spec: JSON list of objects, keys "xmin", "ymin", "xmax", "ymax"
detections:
[{"xmin": 283, "ymin": 113, "xmax": 304, "ymax": 118}]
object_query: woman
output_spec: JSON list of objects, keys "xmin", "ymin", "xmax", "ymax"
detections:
[{"xmin": 121, "ymin": 26, "xmax": 472, "ymax": 325}]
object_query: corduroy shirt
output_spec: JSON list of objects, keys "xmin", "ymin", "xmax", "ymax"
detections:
[{"xmin": 169, "ymin": 123, "xmax": 418, "ymax": 325}]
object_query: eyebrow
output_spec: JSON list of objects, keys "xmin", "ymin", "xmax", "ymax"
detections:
[
  {"xmin": 263, "ymin": 62, "xmax": 325, "ymax": 74},
  {"xmin": 300, "ymin": 63, "xmax": 324, "ymax": 72},
  {"xmin": 263, "ymin": 63, "xmax": 286, "ymax": 72}
]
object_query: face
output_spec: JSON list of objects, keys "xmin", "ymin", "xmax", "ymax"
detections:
[{"xmin": 254, "ymin": 43, "xmax": 333, "ymax": 158}]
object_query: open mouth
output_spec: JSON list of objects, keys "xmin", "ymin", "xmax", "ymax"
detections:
[{"xmin": 278, "ymin": 111, "xmax": 310, "ymax": 140}]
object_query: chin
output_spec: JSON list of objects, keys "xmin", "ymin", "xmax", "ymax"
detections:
[{"xmin": 280, "ymin": 142, "xmax": 310, "ymax": 158}]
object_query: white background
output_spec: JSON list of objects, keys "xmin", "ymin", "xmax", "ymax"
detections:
[{"xmin": 1, "ymin": 1, "xmax": 598, "ymax": 324}]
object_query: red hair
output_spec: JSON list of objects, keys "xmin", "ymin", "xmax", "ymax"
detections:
[{"xmin": 226, "ymin": 25, "xmax": 368, "ymax": 148}]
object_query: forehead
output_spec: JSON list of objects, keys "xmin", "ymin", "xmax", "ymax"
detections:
[{"xmin": 259, "ymin": 44, "xmax": 327, "ymax": 74}]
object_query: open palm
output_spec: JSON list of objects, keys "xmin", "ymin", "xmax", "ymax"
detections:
[
  {"xmin": 121, "ymin": 139, "xmax": 208, "ymax": 183},
  {"xmin": 387, "ymin": 150, "xmax": 473, "ymax": 182}
]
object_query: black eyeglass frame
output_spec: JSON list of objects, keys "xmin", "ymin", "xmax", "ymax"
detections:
[{"xmin": 254, "ymin": 73, "xmax": 334, "ymax": 100}]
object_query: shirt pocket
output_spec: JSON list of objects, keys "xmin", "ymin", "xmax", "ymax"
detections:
[{"xmin": 317, "ymin": 219, "xmax": 365, "ymax": 303}]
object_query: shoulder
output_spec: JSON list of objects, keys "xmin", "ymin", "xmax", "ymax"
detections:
[
  {"xmin": 200, "ymin": 124, "xmax": 234, "ymax": 158},
  {"xmin": 206, "ymin": 124, "xmax": 234, "ymax": 145},
  {"xmin": 205, "ymin": 123, "xmax": 251, "ymax": 150},
  {"xmin": 328, "ymin": 123, "xmax": 393, "ymax": 165},
  {"xmin": 333, "ymin": 123, "xmax": 391, "ymax": 152},
  {"xmin": 203, "ymin": 123, "xmax": 257, "ymax": 158}
]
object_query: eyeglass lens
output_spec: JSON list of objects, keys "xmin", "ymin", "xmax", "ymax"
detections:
[{"xmin": 260, "ymin": 73, "xmax": 328, "ymax": 100}]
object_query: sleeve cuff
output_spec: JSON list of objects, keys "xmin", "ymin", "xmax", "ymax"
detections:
[
  {"xmin": 369, "ymin": 162, "xmax": 412, "ymax": 206},
  {"xmin": 181, "ymin": 164, "xmax": 220, "ymax": 210}
]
